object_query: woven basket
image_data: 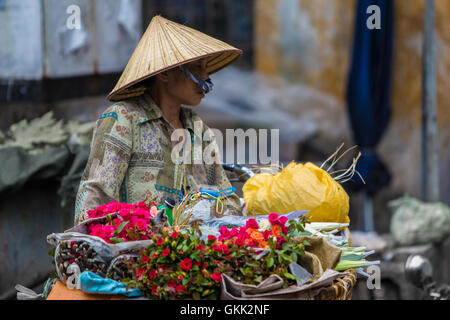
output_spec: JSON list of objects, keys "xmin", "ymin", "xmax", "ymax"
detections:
[{"xmin": 313, "ymin": 269, "xmax": 357, "ymax": 300}]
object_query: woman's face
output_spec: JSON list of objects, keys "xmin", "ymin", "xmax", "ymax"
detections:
[{"xmin": 165, "ymin": 58, "xmax": 209, "ymax": 106}]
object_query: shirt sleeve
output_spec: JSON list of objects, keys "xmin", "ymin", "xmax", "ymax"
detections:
[{"xmin": 74, "ymin": 103, "xmax": 133, "ymax": 225}]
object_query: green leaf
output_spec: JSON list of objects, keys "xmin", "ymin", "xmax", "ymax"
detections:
[
  {"xmin": 193, "ymin": 292, "xmax": 201, "ymax": 300},
  {"xmin": 116, "ymin": 221, "xmax": 129, "ymax": 234},
  {"xmin": 48, "ymin": 247, "xmax": 56, "ymax": 257},
  {"xmin": 266, "ymin": 257, "xmax": 274, "ymax": 268},
  {"xmin": 284, "ymin": 272, "xmax": 300, "ymax": 281},
  {"xmin": 110, "ymin": 237, "xmax": 125, "ymax": 244},
  {"xmin": 303, "ymin": 240, "xmax": 311, "ymax": 246},
  {"xmin": 291, "ymin": 252, "xmax": 298, "ymax": 262},
  {"xmin": 340, "ymin": 254, "xmax": 364, "ymax": 261}
]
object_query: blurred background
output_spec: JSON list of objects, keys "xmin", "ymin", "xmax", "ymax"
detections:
[{"xmin": 0, "ymin": 0, "xmax": 449, "ymax": 300}]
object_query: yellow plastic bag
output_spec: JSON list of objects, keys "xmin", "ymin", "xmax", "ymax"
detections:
[{"xmin": 243, "ymin": 162, "xmax": 349, "ymax": 223}]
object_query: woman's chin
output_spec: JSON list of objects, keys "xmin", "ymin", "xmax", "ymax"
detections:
[{"xmin": 186, "ymin": 99, "xmax": 202, "ymax": 107}]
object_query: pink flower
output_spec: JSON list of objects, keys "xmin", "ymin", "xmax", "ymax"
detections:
[
  {"xmin": 219, "ymin": 226, "xmax": 231, "ymax": 239},
  {"xmin": 279, "ymin": 215, "xmax": 288, "ymax": 226},
  {"xmin": 106, "ymin": 201, "xmax": 122, "ymax": 213},
  {"xmin": 234, "ymin": 238, "xmax": 244, "ymax": 246},
  {"xmin": 135, "ymin": 218, "xmax": 148, "ymax": 231},
  {"xmin": 230, "ymin": 227, "xmax": 239, "ymax": 237},
  {"xmin": 245, "ymin": 218, "xmax": 259, "ymax": 230},
  {"xmin": 133, "ymin": 207, "xmax": 150, "ymax": 219},
  {"xmin": 149, "ymin": 206, "xmax": 158, "ymax": 218},
  {"xmin": 268, "ymin": 213, "xmax": 279, "ymax": 225},
  {"xmin": 87, "ymin": 209, "xmax": 99, "ymax": 219},
  {"xmin": 118, "ymin": 208, "xmax": 131, "ymax": 220}
]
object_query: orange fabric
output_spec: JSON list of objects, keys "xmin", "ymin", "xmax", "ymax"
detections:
[{"xmin": 46, "ymin": 281, "xmax": 124, "ymax": 300}]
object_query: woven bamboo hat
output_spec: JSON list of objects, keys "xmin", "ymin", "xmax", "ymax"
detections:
[{"xmin": 107, "ymin": 15, "xmax": 243, "ymax": 101}]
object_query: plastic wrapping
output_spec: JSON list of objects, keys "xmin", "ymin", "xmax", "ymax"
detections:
[
  {"xmin": 47, "ymin": 218, "xmax": 153, "ymax": 284},
  {"xmin": 243, "ymin": 162, "xmax": 350, "ymax": 223}
]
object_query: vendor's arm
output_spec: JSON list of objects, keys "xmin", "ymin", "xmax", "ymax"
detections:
[{"xmin": 74, "ymin": 103, "xmax": 133, "ymax": 225}]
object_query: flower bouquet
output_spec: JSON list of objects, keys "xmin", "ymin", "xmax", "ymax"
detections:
[{"xmin": 120, "ymin": 214, "xmax": 310, "ymax": 300}]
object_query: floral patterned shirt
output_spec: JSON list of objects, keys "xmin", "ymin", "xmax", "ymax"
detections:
[{"xmin": 74, "ymin": 92, "xmax": 242, "ymax": 225}]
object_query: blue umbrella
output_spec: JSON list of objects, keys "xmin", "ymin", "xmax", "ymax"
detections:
[{"xmin": 346, "ymin": 0, "xmax": 394, "ymax": 198}]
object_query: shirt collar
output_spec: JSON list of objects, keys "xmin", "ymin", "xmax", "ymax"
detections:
[{"xmin": 137, "ymin": 91, "xmax": 202, "ymax": 138}]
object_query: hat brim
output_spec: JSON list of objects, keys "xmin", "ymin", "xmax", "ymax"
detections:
[{"xmin": 107, "ymin": 49, "xmax": 242, "ymax": 102}]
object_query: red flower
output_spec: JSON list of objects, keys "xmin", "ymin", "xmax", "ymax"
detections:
[
  {"xmin": 176, "ymin": 284, "xmax": 187, "ymax": 293},
  {"xmin": 219, "ymin": 226, "xmax": 231, "ymax": 239},
  {"xmin": 152, "ymin": 252, "xmax": 159, "ymax": 259},
  {"xmin": 142, "ymin": 255, "xmax": 150, "ymax": 264},
  {"xmin": 195, "ymin": 244, "xmax": 205, "ymax": 251},
  {"xmin": 151, "ymin": 285, "xmax": 159, "ymax": 298},
  {"xmin": 180, "ymin": 258, "xmax": 192, "ymax": 271},
  {"xmin": 268, "ymin": 212, "xmax": 279, "ymax": 225},
  {"xmin": 170, "ymin": 231, "xmax": 179, "ymax": 239},
  {"xmin": 162, "ymin": 248, "xmax": 170, "ymax": 257},
  {"xmin": 148, "ymin": 270, "xmax": 157, "ymax": 280},
  {"xmin": 234, "ymin": 238, "xmax": 244, "ymax": 246},
  {"xmin": 245, "ymin": 218, "xmax": 259, "ymax": 230},
  {"xmin": 178, "ymin": 275, "xmax": 183, "ymax": 281},
  {"xmin": 156, "ymin": 238, "xmax": 164, "ymax": 246},
  {"xmin": 230, "ymin": 227, "xmax": 239, "ymax": 237},
  {"xmin": 221, "ymin": 244, "xmax": 230, "ymax": 255},
  {"xmin": 137, "ymin": 268, "xmax": 145, "ymax": 281},
  {"xmin": 208, "ymin": 235, "xmax": 216, "ymax": 242},
  {"xmin": 279, "ymin": 215, "xmax": 288, "ymax": 226},
  {"xmin": 168, "ymin": 279, "xmax": 176, "ymax": 288},
  {"xmin": 211, "ymin": 272, "xmax": 222, "ymax": 283},
  {"xmin": 262, "ymin": 230, "xmax": 272, "ymax": 241}
]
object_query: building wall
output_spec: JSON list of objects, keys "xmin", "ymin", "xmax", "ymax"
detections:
[{"xmin": 254, "ymin": 0, "xmax": 450, "ymax": 231}]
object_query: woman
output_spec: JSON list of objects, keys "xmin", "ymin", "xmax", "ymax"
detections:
[{"xmin": 74, "ymin": 16, "xmax": 243, "ymax": 225}]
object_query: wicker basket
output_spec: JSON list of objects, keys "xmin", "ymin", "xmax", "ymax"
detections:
[{"xmin": 313, "ymin": 269, "xmax": 357, "ymax": 300}]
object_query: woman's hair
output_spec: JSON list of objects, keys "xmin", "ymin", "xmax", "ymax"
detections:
[{"xmin": 140, "ymin": 76, "xmax": 156, "ymax": 89}]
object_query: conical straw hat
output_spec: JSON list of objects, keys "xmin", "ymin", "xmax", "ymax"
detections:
[{"xmin": 107, "ymin": 15, "xmax": 243, "ymax": 101}]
